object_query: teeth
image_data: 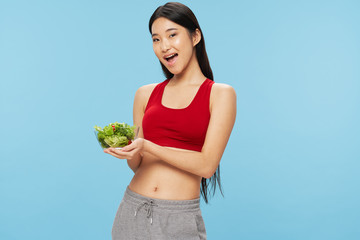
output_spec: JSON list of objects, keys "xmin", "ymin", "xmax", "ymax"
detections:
[{"xmin": 165, "ymin": 54, "xmax": 176, "ymax": 59}]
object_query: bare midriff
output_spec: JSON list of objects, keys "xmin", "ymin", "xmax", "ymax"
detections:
[{"xmin": 128, "ymin": 147, "xmax": 202, "ymax": 200}]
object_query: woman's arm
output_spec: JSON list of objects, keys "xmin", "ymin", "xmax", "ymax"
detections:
[
  {"xmin": 104, "ymin": 84, "xmax": 156, "ymax": 173},
  {"xmin": 107, "ymin": 83, "xmax": 236, "ymax": 178}
]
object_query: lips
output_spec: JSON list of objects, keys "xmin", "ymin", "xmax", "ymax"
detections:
[{"xmin": 163, "ymin": 53, "xmax": 178, "ymax": 66}]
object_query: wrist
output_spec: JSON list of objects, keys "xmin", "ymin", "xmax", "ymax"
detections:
[{"xmin": 142, "ymin": 138, "xmax": 149, "ymax": 154}]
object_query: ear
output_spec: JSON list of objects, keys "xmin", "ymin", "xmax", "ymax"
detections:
[{"xmin": 192, "ymin": 28, "xmax": 201, "ymax": 47}]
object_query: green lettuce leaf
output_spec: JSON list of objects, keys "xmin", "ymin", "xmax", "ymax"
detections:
[
  {"xmin": 94, "ymin": 122, "xmax": 136, "ymax": 149},
  {"xmin": 104, "ymin": 135, "xmax": 128, "ymax": 148}
]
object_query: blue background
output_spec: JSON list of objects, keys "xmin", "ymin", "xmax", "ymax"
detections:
[{"xmin": 1, "ymin": 0, "xmax": 359, "ymax": 239}]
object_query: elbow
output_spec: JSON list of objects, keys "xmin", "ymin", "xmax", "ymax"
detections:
[
  {"xmin": 202, "ymin": 172, "xmax": 214, "ymax": 179},
  {"xmin": 201, "ymin": 164, "xmax": 218, "ymax": 179},
  {"xmin": 127, "ymin": 157, "xmax": 142, "ymax": 173},
  {"xmin": 199, "ymin": 147, "xmax": 224, "ymax": 178},
  {"xmin": 199, "ymin": 155, "xmax": 220, "ymax": 179}
]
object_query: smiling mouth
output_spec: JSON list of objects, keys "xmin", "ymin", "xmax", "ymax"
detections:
[{"xmin": 164, "ymin": 53, "xmax": 178, "ymax": 62}]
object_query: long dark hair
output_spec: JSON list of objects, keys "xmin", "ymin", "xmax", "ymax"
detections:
[{"xmin": 148, "ymin": 2, "xmax": 222, "ymax": 204}]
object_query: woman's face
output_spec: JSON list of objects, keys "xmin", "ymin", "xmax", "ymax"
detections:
[{"xmin": 151, "ymin": 17, "xmax": 199, "ymax": 76}]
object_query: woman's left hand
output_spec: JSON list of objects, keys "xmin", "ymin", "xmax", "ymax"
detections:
[{"xmin": 104, "ymin": 138, "xmax": 144, "ymax": 160}]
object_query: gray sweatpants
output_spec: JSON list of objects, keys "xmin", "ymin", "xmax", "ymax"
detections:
[{"xmin": 111, "ymin": 186, "xmax": 207, "ymax": 240}]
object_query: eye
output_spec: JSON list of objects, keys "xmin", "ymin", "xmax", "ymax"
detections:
[
  {"xmin": 169, "ymin": 33, "xmax": 176, "ymax": 38},
  {"xmin": 152, "ymin": 38, "xmax": 159, "ymax": 42}
]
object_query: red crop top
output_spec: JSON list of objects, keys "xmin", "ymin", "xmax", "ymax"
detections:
[{"xmin": 142, "ymin": 78, "xmax": 214, "ymax": 152}]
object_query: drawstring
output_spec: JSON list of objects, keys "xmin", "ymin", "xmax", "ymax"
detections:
[{"xmin": 134, "ymin": 199, "xmax": 158, "ymax": 224}]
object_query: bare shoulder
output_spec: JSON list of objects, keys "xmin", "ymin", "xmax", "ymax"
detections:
[
  {"xmin": 134, "ymin": 83, "xmax": 159, "ymax": 111},
  {"xmin": 136, "ymin": 83, "xmax": 158, "ymax": 96},
  {"xmin": 209, "ymin": 82, "xmax": 237, "ymax": 116},
  {"xmin": 209, "ymin": 82, "xmax": 236, "ymax": 113},
  {"xmin": 134, "ymin": 83, "xmax": 157, "ymax": 101},
  {"xmin": 211, "ymin": 82, "xmax": 237, "ymax": 100}
]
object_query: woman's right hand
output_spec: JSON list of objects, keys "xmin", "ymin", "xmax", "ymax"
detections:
[{"xmin": 104, "ymin": 138, "xmax": 144, "ymax": 160}]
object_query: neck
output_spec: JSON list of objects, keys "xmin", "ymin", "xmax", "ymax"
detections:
[{"xmin": 171, "ymin": 51, "xmax": 206, "ymax": 85}]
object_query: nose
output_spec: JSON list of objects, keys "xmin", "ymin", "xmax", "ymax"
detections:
[{"xmin": 160, "ymin": 39, "xmax": 170, "ymax": 52}]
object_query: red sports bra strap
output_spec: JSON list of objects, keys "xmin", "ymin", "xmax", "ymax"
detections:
[
  {"xmin": 191, "ymin": 79, "xmax": 213, "ymax": 106},
  {"xmin": 145, "ymin": 80, "xmax": 169, "ymax": 112}
]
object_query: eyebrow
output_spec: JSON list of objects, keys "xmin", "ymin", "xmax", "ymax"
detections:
[{"xmin": 152, "ymin": 28, "xmax": 178, "ymax": 37}]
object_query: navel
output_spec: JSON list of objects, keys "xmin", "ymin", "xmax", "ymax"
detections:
[{"xmin": 153, "ymin": 186, "xmax": 158, "ymax": 192}]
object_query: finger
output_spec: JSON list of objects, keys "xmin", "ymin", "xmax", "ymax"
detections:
[
  {"xmin": 105, "ymin": 147, "xmax": 136, "ymax": 160},
  {"xmin": 109, "ymin": 147, "xmax": 122, "ymax": 153},
  {"xmin": 107, "ymin": 150, "xmax": 129, "ymax": 159},
  {"xmin": 104, "ymin": 147, "xmax": 117, "ymax": 153},
  {"xmin": 105, "ymin": 148, "xmax": 120, "ymax": 153},
  {"xmin": 122, "ymin": 142, "xmax": 137, "ymax": 152}
]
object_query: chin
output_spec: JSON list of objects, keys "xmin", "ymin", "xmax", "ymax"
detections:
[
  {"xmin": 167, "ymin": 66, "xmax": 185, "ymax": 76},
  {"xmin": 168, "ymin": 69, "xmax": 181, "ymax": 75}
]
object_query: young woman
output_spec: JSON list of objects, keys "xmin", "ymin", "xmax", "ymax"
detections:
[{"xmin": 104, "ymin": 2, "xmax": 236, "ymax": 239}]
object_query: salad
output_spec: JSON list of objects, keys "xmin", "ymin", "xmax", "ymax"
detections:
[{"xmin": 94, "ymin": 122, "xmax": 136, "ymax": 149}]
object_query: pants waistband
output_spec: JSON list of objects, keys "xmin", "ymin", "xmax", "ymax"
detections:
[{"xmin": 123, "ymin": 186, "xmax": 200, "ymax": 211}]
